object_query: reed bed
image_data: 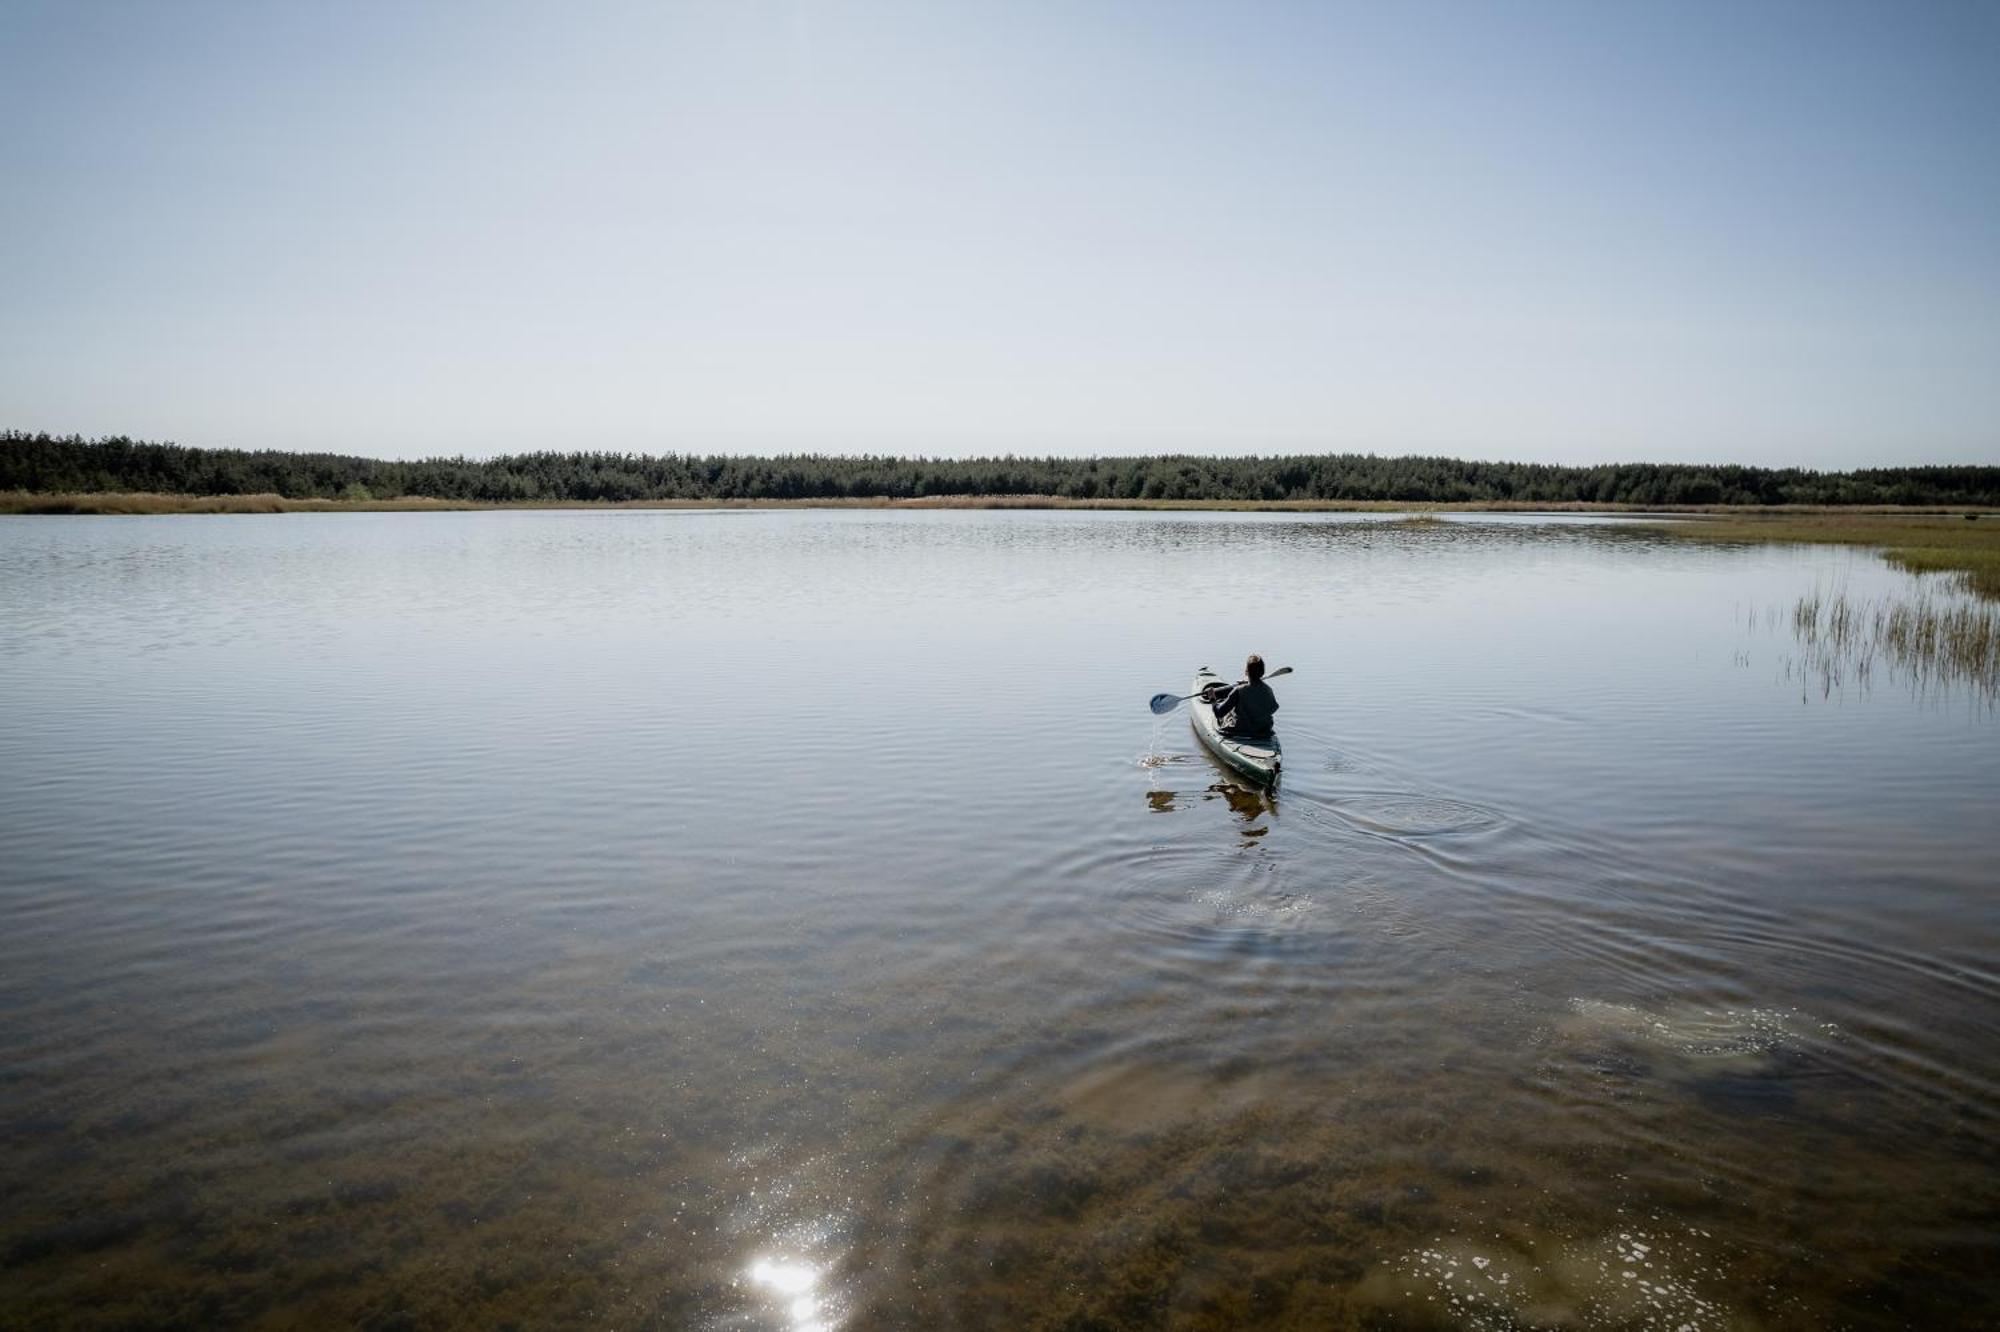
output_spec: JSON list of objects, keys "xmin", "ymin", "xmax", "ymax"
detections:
[
  {"xmin": 1787, "ymin": 586, "xmax": 1999, "ymax": 704},
  {"xmin": 1658, "ymin": 512, "xmax": 2000, "ymax": 598}
]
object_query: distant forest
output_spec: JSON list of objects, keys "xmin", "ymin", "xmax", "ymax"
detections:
[{"xmin": 5, "ymin": 431, "xmax": 1999, "ymax": 507}]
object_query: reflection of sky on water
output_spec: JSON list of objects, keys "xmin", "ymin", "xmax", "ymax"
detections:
[{"xmin": 0, "ymin": 511, "xmax": 1994, "ymax": 1328}]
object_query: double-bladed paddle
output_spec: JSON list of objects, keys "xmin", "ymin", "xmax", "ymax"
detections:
[{"xmin": 1149, "ymin": 666, "xmax": 1292, "ymax": 715}]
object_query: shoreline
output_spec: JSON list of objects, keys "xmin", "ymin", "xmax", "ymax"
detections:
[
  {"xmin": 1634, "ymin": 511, "xmax": 2000, "ymax": 597},
  {"xmin": 10, "ymin": 489, "xmax": 1993, "ymax": 597},
  {"xmin": 3, "ymin": 490, "xmax": 1995, "ymax": 518}
]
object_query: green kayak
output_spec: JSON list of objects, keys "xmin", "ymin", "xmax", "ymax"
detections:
[{"xmin": 1189, "ymin": 667, "xmax": 1282, "ymax": 785}]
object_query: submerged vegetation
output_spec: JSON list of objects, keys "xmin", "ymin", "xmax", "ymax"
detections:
[
  {"xmin": 1658, "ymin": 512, "xmax": 2000, "ymax": 598},
  {"xmin": 6, "ymin": 431, "xmax": 2000, "ymax": 508}
]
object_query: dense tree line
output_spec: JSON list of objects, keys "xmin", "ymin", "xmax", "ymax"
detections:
[{"xmin": 5, "ymin": 431, "xmax": 1998, "ymax": 506}]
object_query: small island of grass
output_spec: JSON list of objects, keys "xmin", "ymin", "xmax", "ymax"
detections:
[{"xmin": 1647, "ymin": 511, "xmax": 2000, "ymax": 598}]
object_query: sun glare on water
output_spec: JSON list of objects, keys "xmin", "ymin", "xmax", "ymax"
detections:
[{"xmin": 746, "ymin": 1256, "xmax": 832, "ymax": 1331}]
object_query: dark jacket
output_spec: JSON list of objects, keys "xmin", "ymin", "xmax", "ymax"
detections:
[{"xmin": 1213, "ymin": 679, "xmax": 1278, "ymax": 737}]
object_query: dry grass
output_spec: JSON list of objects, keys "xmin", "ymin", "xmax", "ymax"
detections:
[{"xmin": 1653, "ymin": 511, "xmax": 2000, "ymax": 598}]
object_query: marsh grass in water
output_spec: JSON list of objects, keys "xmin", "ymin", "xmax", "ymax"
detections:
[
  {"xmin": 1660, "ymin": 512, "xmax": 2000, "ymax": 598},
  {"xmin": 1783, "ymin": 586, "xmax": 2000, "ymax": 704}
]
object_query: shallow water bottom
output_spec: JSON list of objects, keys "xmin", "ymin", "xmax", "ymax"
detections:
[{"xmin": 1, "ymin": 510, "xmax": 1995, "ymax": 1328}]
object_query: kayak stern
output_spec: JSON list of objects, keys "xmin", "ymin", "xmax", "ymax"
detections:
[{"xmin": 1188, "ymin": 667, "xmax": 1282, "ymax": 785}]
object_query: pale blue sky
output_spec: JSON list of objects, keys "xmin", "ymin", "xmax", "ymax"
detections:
[{"xmin": 2, "ymin": 0, "xmax": 1996, "ymax": 465}]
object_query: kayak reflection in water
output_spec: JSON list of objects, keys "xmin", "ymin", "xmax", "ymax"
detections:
[{"xmin": 1203, "ymin": 654, "xmax": 1280, "ymax": 739}]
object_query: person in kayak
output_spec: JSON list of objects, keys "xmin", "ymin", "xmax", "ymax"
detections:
[{"xmin": 1205, "ymin": 654, "xmax": 1279, "ymax": 739}]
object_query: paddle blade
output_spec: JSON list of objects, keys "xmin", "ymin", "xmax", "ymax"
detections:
[{"xmin": 1148, "ymin": 692, "xmax": 1182, "ymax": 715}]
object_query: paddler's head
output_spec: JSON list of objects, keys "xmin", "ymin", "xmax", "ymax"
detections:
[{"xmin": 1245, "ymin": 654, "xmax": 1265, "ymax": 682}]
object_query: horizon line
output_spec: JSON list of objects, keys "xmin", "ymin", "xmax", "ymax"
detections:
[{"xmin": 10, "ymin": 428, "xmax": 1998, "ymax": 477}]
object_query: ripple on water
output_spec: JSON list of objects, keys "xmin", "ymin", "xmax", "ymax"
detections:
[
  {"xmin": 1031, "ymin": 833, "xmax": 1353, "ymax": 987},
  {"xmin": 1307, "ymin": 790, "xmax": 1508, "ymax": 840}
]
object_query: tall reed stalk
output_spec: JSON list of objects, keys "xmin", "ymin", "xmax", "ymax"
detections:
[{"xmin": 1787, "ymin": 586, "xmax": 1998, "ymax": 704}]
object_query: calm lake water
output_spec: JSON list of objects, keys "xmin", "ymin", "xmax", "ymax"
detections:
[{"xmin": 2, "ymin": 510, "xmax": 1995, "ymax": 1330}]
